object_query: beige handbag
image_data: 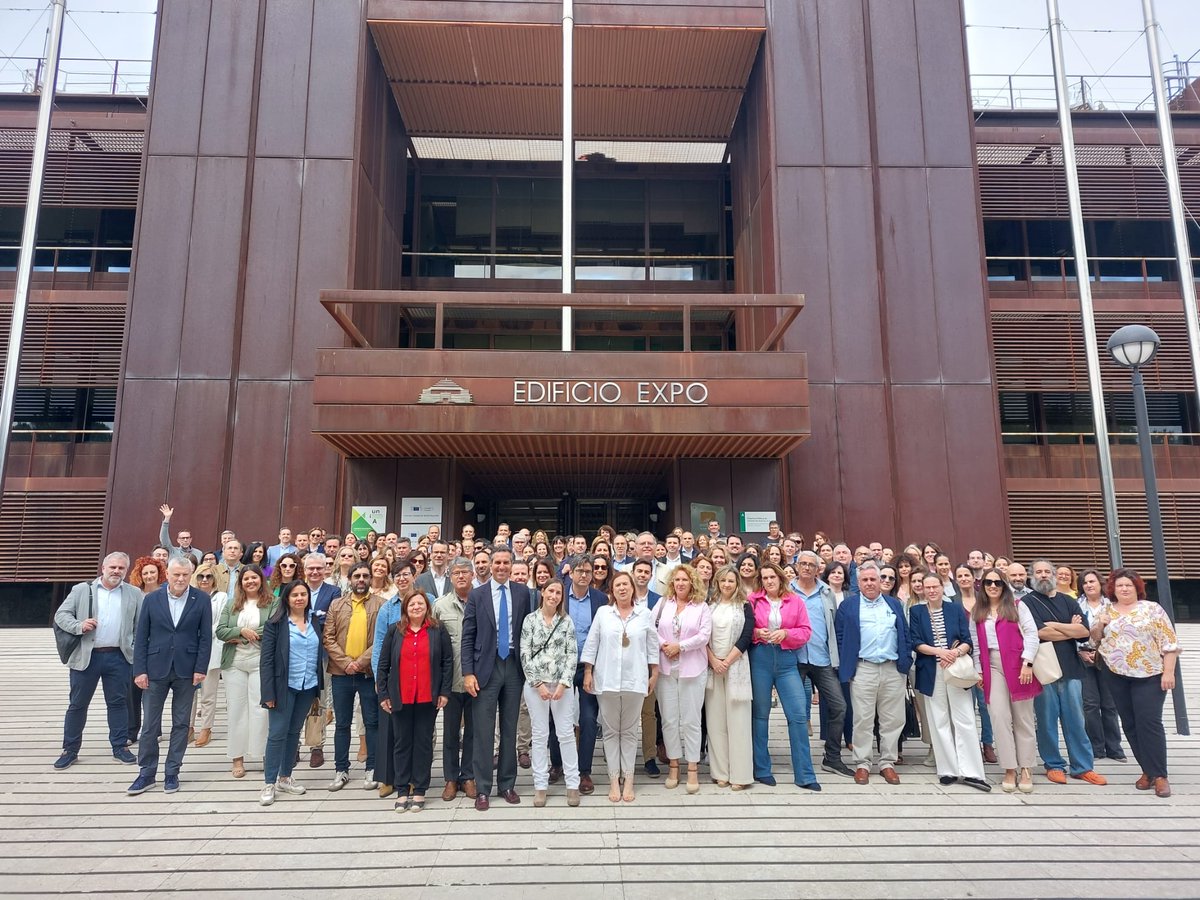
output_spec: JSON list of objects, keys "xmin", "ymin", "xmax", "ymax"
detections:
[{"xmin": 1032, "ymin": 641, "xmax": 1062, "ymax": 685}]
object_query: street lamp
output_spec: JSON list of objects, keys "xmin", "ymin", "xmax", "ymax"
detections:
[{"xmin": 1106, "ymin": 324, "xmax": 1190, "ymax": 734}]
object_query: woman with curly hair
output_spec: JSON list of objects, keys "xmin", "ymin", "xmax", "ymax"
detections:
[
  {"xmin": 126, "ymin": 556, "xmax": 166, "ymax": 744},
  {"xmin": 267, "ymin": 553, "xmax": 301, "ymax": 596}
]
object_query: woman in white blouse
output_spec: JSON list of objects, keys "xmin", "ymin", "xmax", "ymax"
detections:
[
  {"xmin": 189, "ymin": 563, "xmax": 227, "ymax": 748},
  {"xmin": 582, "ymin": 571, "xmax": 659, "ymax": 803}
]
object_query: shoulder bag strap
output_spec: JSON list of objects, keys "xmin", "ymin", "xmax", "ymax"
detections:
[{"xmin": 532, "ymin": 615, "xmax": 565, "ymax": 659}]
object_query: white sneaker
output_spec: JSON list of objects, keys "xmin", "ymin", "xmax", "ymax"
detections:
[
  {"xmin": 276, "ymin": 776, "xmax": 306, "ymax": 795},
  {"xmin": 329, "ymin": 770, "xmax": 349, "ymax": 791},
  {"xmin": 259, "ymin": 784, "xmax": 276, "ymax": 806},
  {"xmin": 363, "ymin": 769, "xmax": 379, "ymax": 790}
]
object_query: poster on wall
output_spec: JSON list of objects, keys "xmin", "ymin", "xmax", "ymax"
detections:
[
  {"xmin": 350, "ymin": 506, "xmax": 387, "ymax": 539},
  {"xmin": 401, "ymin": 497, "xmax": 443, "ymax": 524},
  {"xmin": 690, "ymin": 502, "xmax": 726, "ymax": 537},
  {"xmin": 739, "ymin": 511, "xmax": 777, "ymax": 534}
]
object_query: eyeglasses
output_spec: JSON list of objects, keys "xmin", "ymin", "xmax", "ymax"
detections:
[
  {"xmin": 983, "ymin": 578, "xmax": 1005, "ymax": 587},
  {"xmin": 879, "ymin": 574, "xmax": 896, "ymax": 582},
  {"xmin": 279, "ymin": 562, "xmax": 296, "ymax": 569}
]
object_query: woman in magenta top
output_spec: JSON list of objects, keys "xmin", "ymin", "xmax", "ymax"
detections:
[
  {"xmin": 970, "ymin": 568, "xmax": 1040, "ymax": 794},
  {"xmin": 654, "ymin": 565, "xmax": 713, "ymax": 793},
  {"xmin": 748, "ymin": 562, "xmax": 818, "ymax": 790}
]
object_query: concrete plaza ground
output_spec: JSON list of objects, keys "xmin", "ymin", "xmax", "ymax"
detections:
[{"xmin": 1, "ymin": 627, "xmax": 1198, "ymax": 898}]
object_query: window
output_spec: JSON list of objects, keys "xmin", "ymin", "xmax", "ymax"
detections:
[
  {"xmin": 417, "ymin": 175, "xmax": 491, "ymax": 277},
  {"xmin": 999, "ymin": 390, "xmax": 1197, "ymax": 444},
  {"xmin": 10, "ymin": 387, "xmax": 115, "ymax": 440}
]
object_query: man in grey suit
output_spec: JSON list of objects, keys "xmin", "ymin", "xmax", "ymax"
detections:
[
  {"xmin": 413, "ymin": 540, "xmax": 451, "ymax": 600},
  {"xmin": 461, "ymin": 546, "xmax": 529, "ymax": 810},
  {"xmin": 53, "ymin": 552, "xmax": 143, "ymax": 769},
  {"xmin": 127, "ymin": 557, "xmax": 212, "ymax": 795}
]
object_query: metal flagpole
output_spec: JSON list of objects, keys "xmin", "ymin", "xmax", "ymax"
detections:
[
  {"xmin": 560, "ymin": 0, "xmax": 574, "ymax": 351},
  {"xmin": 0, "ymin": 0, "xmax": 67, "ymax": 489},
  {"xmin": 1046, "ymin": 0, "xmax": 1123, "ymax": 567},
  {"xmin": 1142, "ymin": 0, "xmax": 1200, "ymax": 414}
]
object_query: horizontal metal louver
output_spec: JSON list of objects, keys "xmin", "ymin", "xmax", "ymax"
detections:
[
  {"xmin": 0, "ymin": 128, "xmax": 143, "ymax": 208},
  {"xmin": 991, "ymin": 311, "xmax": 1195, "ymax": 391},
  {"xmin": 1008, "ymin": 489, "xmax": 1200, "ymax": 578},
  {"xmin": 0, "ymin": 303, "xmax": 126, "ymax": 386},
  {"xmin": 0, "ymin": 491, "xmax": 106, "ymax": 582},
  {"xmin": 977, "ymin": 143, "xmax": 1200, "ymax": 218}
]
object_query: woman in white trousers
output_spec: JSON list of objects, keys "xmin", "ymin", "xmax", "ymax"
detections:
[{"xmin": 215, "ymin": 565, "xmax": 277, "ymax": 778}]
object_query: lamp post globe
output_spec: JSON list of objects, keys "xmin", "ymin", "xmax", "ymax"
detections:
[{"xmin": 1106, "ymin": 324, "xmax": 1161, "ymax": 369}]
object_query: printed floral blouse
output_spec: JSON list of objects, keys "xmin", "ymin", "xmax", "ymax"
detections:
[{"xmin": 1097, "ymin": 600, "xmax": 1180, "ymax": 678}]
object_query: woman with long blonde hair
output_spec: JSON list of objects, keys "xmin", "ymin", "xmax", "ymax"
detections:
[
  {"xmin": 654, "ymin": 565, "xmax": 712, "ymax": 793},
  {"xmin": 705, "ymin": 565, "xmax": 754, "ymax": 790}
]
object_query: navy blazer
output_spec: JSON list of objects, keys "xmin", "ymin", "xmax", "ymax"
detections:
[
  {"xmin": 259, "ymin": 612, "xmax": 324, "ymax": 708},
  {"xmin": 461, "ymin": 579, "xmax": 532, "ymax": 688},
  {"xmin": 908, "ymin": 601, "xmax": 973, "ymax": 697},
  {"xmin": 133, "ymin": 585, "xmax": 213, "ymax": 682},
  {"xmin": 833, "ymin": 592, "xmax": 912, "ymax": 683}
]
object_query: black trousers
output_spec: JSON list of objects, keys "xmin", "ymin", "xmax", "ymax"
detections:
[
  {"xmin": 1100, "ymin": 666, "xmax": 1168, "ymax": 778},
  {"xmin": 392, "ymin": 703, "xmax": 438, "ymax": 794},
  {"xmin": 800, "ymin": 662, "xmax": 847, "ymax": 763},
  {"xmin": 1080, "ymin": 658, "xmax": 1125, "ymax": 758}
]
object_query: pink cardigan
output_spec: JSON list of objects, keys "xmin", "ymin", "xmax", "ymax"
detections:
[
  {"xmin": 749, "ymin": 590, "xmax": 812, "ymax": 650},
  {"xmin": 654, "ymin": 599, "xmax": 713, "ymax": 678}
]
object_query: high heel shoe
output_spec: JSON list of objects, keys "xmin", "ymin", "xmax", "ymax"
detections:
[
  {"xmin": 686, "ymin": 766, "xmax": 700, "ymax": 794},
  {"xmin": 665, "ymin": 763, "xmax": 680, "ymax": 789},
  {"xmin": 1017, "ymin": 767, "xmax": 1034, "ymax": 794}
]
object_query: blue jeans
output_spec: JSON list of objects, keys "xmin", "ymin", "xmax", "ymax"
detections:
[
  {"xmin": 1033, "ymin": 677, "xmax": 1094, "ymax": 775},
  {"xmin": 63, "ymin": 649, "xmax": 130, "ymax": 753},
  {"xmin": 264, "ymin": 686, "xmax": 317, "ymax": 784},
  {"xmin": 750, "ymin": 643, "xmax": 816, "ymax": 786},
  {"xmin": 974, "ymin": 684, "xmax": 994, "ymax": 746},
  {"xmin": 332, "ymin": 673, "xmax": 378, "ymax": 773}
]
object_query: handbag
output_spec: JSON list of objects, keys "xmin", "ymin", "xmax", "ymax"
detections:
[
  {"xmin": 53, "ymin": 583, "xmax": 93, "ymax": 664},
  {"xmin": 944, "ymin": 653, "xmax": 978, "ymax": 688},
  {"xmin": 303, "ymin": 700, "xmax": 325, "ymax": 746},
  {"xmin": 902, "ymin": 688, "xmax": 922, "ymax": 740},
  {"xmin": 1033, "ymin": 641, "xmax": 1062, "ymax": 685},
  {"xmin": 727, "ymin": 655, "xmax": 753, "ymax": 702}
]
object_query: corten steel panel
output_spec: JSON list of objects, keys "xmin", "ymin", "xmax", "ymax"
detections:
[
  {"xmin": 889, "ymin": 384, "xmax": 956, "ymax": 548},
  {"xmin": 877, "ymin": 167, "xmax": 939, "ymax": 384},
  {"xmin": 370, "ymin": 21, "xmax": 560, "ymax": 86},
  {"xmin": 345, "ymin": 459, "xmax": 401, "ymax": 528},
  {"xmin": 255, "ymin": 0, "xmax": 315, "ymax": 158},
  {"xmin": 106, "ymin": 379, "xmax": 180, "ymax": 558},
  {"xmin": 730, "ymin": 459, "xmax": 782, "ymax": 530},
  {"xmin": 178, "ymin": 155, "xmax": 248, "ymax": 379},
  {"xmin": 825, "ymin": 166, "xmax": 884, "ymax": 381},
  {"xmin": 758, "ymin": 177, "xmax": 777, "ymax": 293},
  {"xmin": 145, "ymin": 1, "xmax": 211, "ymax": 157},
  {"xmin": 197, "ymin": 0, "xmax": 260, "ymax": 158},
  {"xmin": 305, "ymin": 0, "xmax": 362, "ymax": 160},
  {"xmin": 912, "ymin": 0, "xmax": 971, "ymax": 169},
  {"xmin": 578, "ymin": 26, "xmax": 761, "ymax": 88},
  {"xmin": 240, "ymin": 157, "xmax": 304, "ymax": 380},
  {"xmin": 864, "ymin": 0, "xmax": 925, "ymax": 168},
  {"xmin": 815, "ymin": 0, "xmax": 870, "ymax": 167},
  {"xmin": 282, "ymin": 381, "xmax": 340, "ymax": 531},
  {"xmin": 679, "ymin": 459, "xmax": 734, "ymax": 529},
  {"xmin": 163, "ymin": 379, "xmax": 234, "ymax": 546},
  {"xmin": 929, "ymin": 167, "xmax": 991, "ymax": 385},
  {"xmin": 941, "ymin": 384, "xmax": 1009, "ymax": 556},
  {"xmin": 831, "ymin": 382, "xmax": 897, "ymax": 541},
  {"xmin": 766, "ymin": 0, "xmax": 822, "ymax": 168},
  {"xmin": 775, "ymin": 168, "xmax": 833, "ymax": 383},
  {"xmin": 225, "ymin": 381, "xmax": 290, "ymax": 540},
  {"xmin": 123, "ymin": 155, "xmax": 197, "ymax": 380},
  {"xmin": 293, "ymin": 158, "xmax": 354, "ymax": 379},
  {"xmin": 783, "ymin": 382, "xmax": 843, "ymax": 540}
]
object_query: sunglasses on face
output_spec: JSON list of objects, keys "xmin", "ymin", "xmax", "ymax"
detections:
[
  {"xmin": 197, "ymin": 575, "xmax": 214, "ymax": 581},
  {"xmin": 983, "ymin": 578, "xmax": 1004, "ymax": 587},
  {"xmin": 879, "ymin": 574, "xmax": 895, "ymax": 581}
]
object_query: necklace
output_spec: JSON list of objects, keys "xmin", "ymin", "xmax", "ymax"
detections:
[{"xmin": 617, "ymin": 604, "xmax": 633, "ymax": 647}]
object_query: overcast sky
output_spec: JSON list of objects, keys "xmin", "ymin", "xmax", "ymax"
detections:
[{"xmin": 0, "ymin": 0, "xmax": 1197, "ymax": 92}]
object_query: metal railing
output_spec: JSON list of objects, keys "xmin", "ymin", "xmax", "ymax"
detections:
[
  {"xmin": 406, "ymin": 251, "xmax": 733, "ymax": 282},
  {"xmin": 4, "ymin": 429, "xmax": 113, "ymax": 480},
  {"xmin": 0, "ymin": 57, "xmax": 150, "ymax": 96},
  {"xmin": 986, "ymin": 255, "xmax": 1200, "ymax": 286},
  {"xmin": 972, "ymin": 65, "xmax": 1199, "ymax": 112}
]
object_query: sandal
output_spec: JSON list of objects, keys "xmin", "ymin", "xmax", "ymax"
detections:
[
  {"xmin": 686, "ymin": 766, "xmax": 700, "ymax": 794},
  {"xmin": 1017, "ymin": 767, "xmax": 1034, "ymax": 794},
  {"xmin": 411, "ymin": 797, "xmax": 425, "ymax": 812},
  {"xmin": 231, "ymin": 759, "xmax": 246, "ymax": 779},
  {"xmin": 665, "ymin": 763, "xmax": 680, "ymax": 789}
]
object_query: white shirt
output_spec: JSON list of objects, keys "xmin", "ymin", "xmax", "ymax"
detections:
[
  {"xmin": 92, "ymin": 581, "xmax": 122, "ymax": 648},
  {"xmin": 580, "ymin": 605, "xmax": 659, "ymax": 694},
  {"xmin": 167, "ymin": 589, "xmax": 188, "ymax": 627},
  {"xmin": 490, "ymin": 579, "xmax": 514, "ymax": 646}
]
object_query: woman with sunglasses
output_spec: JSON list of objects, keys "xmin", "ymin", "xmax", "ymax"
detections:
[
  {"xmin": 268, "ymin": 554, "xmax": 301, "ymax": 596},
  {"xmin": 189, "ymin": 562, "xmax": 227, "ymax": 748},
  {"xmin": 971, "ymin": 567, "xmax": 1041, "ymax": 793},
  {"xmin": 591, "ymin": 557, "xmax": 612, "ymax": 595}
]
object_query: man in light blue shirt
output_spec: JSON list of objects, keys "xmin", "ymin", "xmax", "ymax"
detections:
[
  {"xmin": 793, "ymin": 551, "xmax": 851, "ymax": 778},
  {"xmin": 558, "ymin": 555, "xmax": 605, "ymax": 794}
]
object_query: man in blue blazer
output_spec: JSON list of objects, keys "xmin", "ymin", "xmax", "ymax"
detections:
[
  {"xmin": 127, "ymin": 557, "xmax": 212, "ymax": 795},
  {"xmin": 834, "ymin": 560, "xmax": 911, "ymax": 785},
  {"xmin": 461, "ymin": 546, "xmax": 531, "ymax": 810}
]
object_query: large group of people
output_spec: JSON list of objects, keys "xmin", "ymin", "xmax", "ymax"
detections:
[{"xmin": 52, "ymin": 511, "xmax": 1181, "ymax": 807}]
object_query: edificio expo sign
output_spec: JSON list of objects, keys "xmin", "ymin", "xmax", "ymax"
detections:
[{"xmin": 512, "ymin": 380, "xmax": 709, "ymax": 405}]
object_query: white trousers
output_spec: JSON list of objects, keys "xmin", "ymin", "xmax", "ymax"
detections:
[
  {"xmin": 927, "ymin": 667, "xmax": 986, "ymax": 780},
  {"xmin": 191, "ymin": 667, "xmax": 221, "ymax": 730},
  {"xmin": 598, "ymin": 690, "xmax": 645, "ymax": 780},
  {"xmin": 523, "ymin": 682, "xmax": 579, "ymax": 790},
  {"xmin": 705, "ymin": 671, "xmax": 753, "ymax": 785},
  {"xmin": 657, "ymin": 672, "xmax": 705, "ymax": 763},
  {"xmin": 850, "ymin": 661, "xmax": 907, "ymax": 771},
  {"xmin": 225, "ymin": 656, "xmax": 267, "ymax": 761}
]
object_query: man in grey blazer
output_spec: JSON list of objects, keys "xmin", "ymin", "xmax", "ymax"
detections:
[
  {"xmin": 127, "ymin": 557, "xmax": 212, "ymax": 795},
  {"xmin": 53, "ymin": 552, "xmax": 143, "ymax": 769},
  {"xmin": 413, "ymin": 540, "xmax": 451, "ymax": 600}
]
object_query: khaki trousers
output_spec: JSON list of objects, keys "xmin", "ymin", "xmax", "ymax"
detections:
[
  {"xmin": 640, "ymin": 690, "xmax": 658, "ymax": 762},
  {"xmin": 849, "ymin": 661, "xmax": 906, "ymax": 771},
  {"xmin": 987, "ymin": 650, "xmax": 1037, "ymax": 769}
]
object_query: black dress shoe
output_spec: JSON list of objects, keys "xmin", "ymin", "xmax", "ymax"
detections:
[
  {"xmin": 796, "ymin": 782, "xmax": 822, "ymax": 792},
  {"xmin": 474, "ymin": 794, "xmax": 490, "ymax": 811},
  {"xmin": 939, "ymin": 775, "xmax": 958, "ymax": 786},
  {"xmin": 754, "ymin": 775, "xmax": 776, "ymax": 787},
  {"xmin": 501, "ymin": 789, "xmax": 521, "ymax": 804},
  {"xmin": 963, "ymin": 777, "xmax": 992, "ymax": 792}
]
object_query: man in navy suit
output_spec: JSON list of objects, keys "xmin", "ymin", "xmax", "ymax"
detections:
[
  {"xmin": 461, "ymin": 546, "xmax": 530, "ymax": 810},
  {"xmin": 127, "ymin": 557, "xmax": 212, "ymax": 795},
  {"xmin": 834, "ymin": 560, "xmax": 911, "ymax": 786}
]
